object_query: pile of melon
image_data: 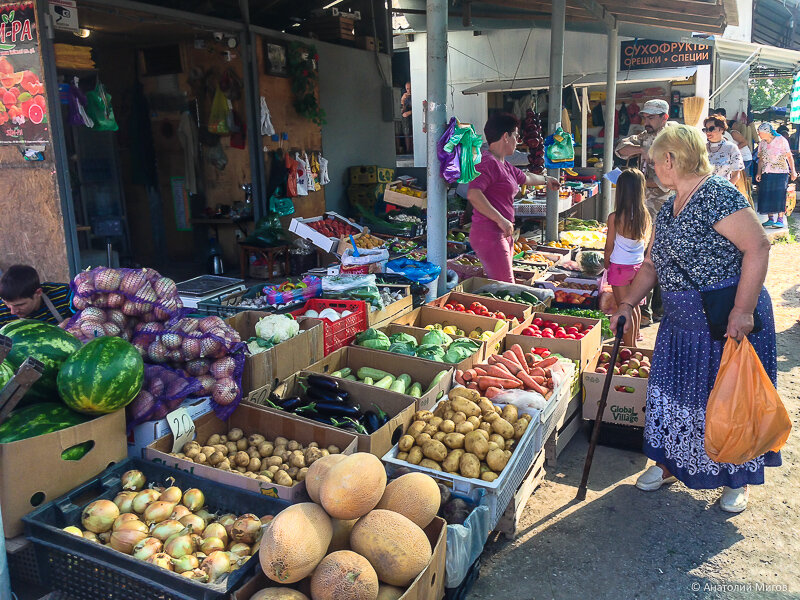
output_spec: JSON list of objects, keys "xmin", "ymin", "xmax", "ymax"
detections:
[{"xmin": 252, "ymin": 452, "xmax": 441, "ymax": 600}]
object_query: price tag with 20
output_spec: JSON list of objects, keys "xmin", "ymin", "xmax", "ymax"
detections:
[{"xmin": 168, "ymin": 407, "xmax": 196, "ymax": 454}]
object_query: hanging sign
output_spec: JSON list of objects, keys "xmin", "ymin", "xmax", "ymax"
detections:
[
  {"xmin": 790, "ymin": 71, "xmax": 800, "ymax": 124},
  {"xmin": 620, "ymin": 40, "xmax": 711, "ymax": 71},
  {"xmin": 48, "ymin": 0, "xmax": 78, "ymax": 33},
  {"xmin": 0, "ymin": 1, "xmax": 48, "ymax": 144}
]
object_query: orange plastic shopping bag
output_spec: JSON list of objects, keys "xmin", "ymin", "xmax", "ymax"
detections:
[{"xmin": 705, "ymin": 337, "xmax": 791, "ymax": 464}]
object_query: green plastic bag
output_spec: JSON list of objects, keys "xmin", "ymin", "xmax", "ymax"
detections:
[
  {"xmin": 208, "ymin": 85, "xmax": 230, "ymax": 134},
  {"xmin": 86, "ymin": 81, "xmax": 118, "ymax": 132},
  {"xmin": 269, "ymin": 192, "xmax": 295, "ymax": 217}
]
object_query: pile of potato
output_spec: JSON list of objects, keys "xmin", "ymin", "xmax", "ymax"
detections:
[
  {"xmin": 394, "ymin": 388, "xmax": 533, "ymax": 482},
  {"xmin": 167, "ymin": 428, "xmax": 342, "ymax": 488}
]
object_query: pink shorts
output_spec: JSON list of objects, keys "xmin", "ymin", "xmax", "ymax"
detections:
[{"xmin": 607, "ymin": 262, "xmax": 641, "ymax": 287}]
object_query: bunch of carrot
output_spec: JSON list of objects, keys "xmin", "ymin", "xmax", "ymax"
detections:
[{"xmin": 454, "ymin": 343, "xmax": 559, "ymax": 400}]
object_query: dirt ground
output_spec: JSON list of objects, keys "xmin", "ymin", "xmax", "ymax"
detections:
[{"xmin": 468, "ymin": 224, "xmax": 800, "ymax": 600}]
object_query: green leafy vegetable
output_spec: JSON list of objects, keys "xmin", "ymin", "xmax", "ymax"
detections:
[
  {"xmin": 546, "ymin": 307, "xmax": 611, "ymax": 338},
  {"xmin": 421, "ymin": 329, "xmax": 453, "ymax": 347},
  {"xmin": 388, "ymin": 341, "xmax": 417, "ymax": 356},
  {"xmin": 389, "ymin": 332, "xmax": 418, "ymax": 346},
  {"xmin": 415, "ymin": 344, "xmax": 446, "ymax": 362},
  {"xmin": 355, "ymin": 328, "xmax": 391, "ymax": 351}
]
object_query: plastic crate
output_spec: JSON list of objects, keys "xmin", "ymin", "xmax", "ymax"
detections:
[
  {"xmin": 7, "ymin": 537, "xmax": 43, "ymax": 586},
  {"xmin": 291, "ymin": 298, "xmax": 368, "ymax": 355},
  {"xmin": 23, "ymin": 458, "xmax": 289, "ymax": 600}
]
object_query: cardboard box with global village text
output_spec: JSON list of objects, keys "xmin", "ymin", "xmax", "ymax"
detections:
[
  {"xmin": 145, "ymin": 403, "xmax": 357, "ymax": 502},
  {"xmin": 2, "ymin": 409, "xmax": 127, "ymax": 538},
  {"xmin": 224, "ymin": 312, "xmax": 324, "ymax": 396},
  {"xmin": 581, "ymin": 345, "xmax": 654, "ymax": 427}
]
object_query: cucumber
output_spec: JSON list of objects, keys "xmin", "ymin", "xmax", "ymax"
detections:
[
  {"xmin": 344, "ymin": 375, "xmax": 357, "ymax": 381},
  {"xmin": 374, "ymin": 375, "xmax": 395, "ymax": 389},
  {"xmin": 363, "ymin": 377, "xmax": 374, "ymax": 385},
  {"xmin": 409, "ymin": 382, "xmax": 423, "ymax": 398},
  {"xmin": 389, "ymin": 379, "xmax": 407, "ymax": 394},
  {"xmin": 397, "ymin": 374, "xmax": 412, "ymax": 389},
  {"xmin": 425, "ymin": 369, "xmax": 449, "ymax": 394},
  {"xmin": 357, "ymin": 367, "xmax": 393, "ymax": 381},
  {"xmin": 330, "ymin": 368, "xmax": 352, "ymax": 379}
]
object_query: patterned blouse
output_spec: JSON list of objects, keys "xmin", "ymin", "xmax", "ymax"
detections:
[
  {"xmin": 757, "ymin": 135, "xmax": 791, "ymax": 174},
  {"xmin": 651, "ymin": 176, "xmax": 751, "ymax": 292},
  {"xmin": 706, "ymin": 140, "xmax": 744, "ymax": 180}
]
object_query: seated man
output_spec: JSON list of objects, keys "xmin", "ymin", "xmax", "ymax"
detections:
[{"xmin": 0, "ymin": 265, "xmax": 74, "ymax": 326}]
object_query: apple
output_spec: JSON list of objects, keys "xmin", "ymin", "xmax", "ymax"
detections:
[
  {"xmin": 639, "ymin": 366, "xmax": 650, "ymax": 378},
  {"xmin": 633, "ymin": 352, "xmax": 644, "ymax": 361},
  {"xmin": 597, "ymin": 366, "xmax": 607, "ymax": 373},
  {"xmin": 613, "ymin": 366, "xmax": 620, "ymax": 375},
  {"xmin": 619, "ymin": 348, "xmax": 632, "ymax": 361},
  {"xmin": 627, "ymin": 368, "xmax": 639, "ymax": 377},
  {"xmin": 627, "ymin": 358, "xmax": 640, "ymax": 370},
  {"xmin": 600, "ymin": 351, "xmax": 611, "ymax": 363}
]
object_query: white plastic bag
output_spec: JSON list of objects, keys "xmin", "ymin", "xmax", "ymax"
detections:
[{"xmin": 340, "ymin": 247, "xmax": 390, "ymax": 267}]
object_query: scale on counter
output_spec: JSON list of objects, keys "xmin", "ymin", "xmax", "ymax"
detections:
[{"xmin": 176, "ymin": 275, "xmax": 246, "ymax": 309}]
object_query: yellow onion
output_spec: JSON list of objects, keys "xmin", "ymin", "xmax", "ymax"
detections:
[
  {"xmin": 201, "ymin": 522, "xmax": 228, "ymax": 545},
  {"xmin": 143, "ymin": 501, "xmax": 177, "ymax": 525},
  {"xmin": 217, "ymin": 514, "xmax": 236, "ymax": 537},
  {"xmin": 63, "ymin": 526, "xmax": 83, "ymax": 537},
  {"xmin": 195, "ymin": 552, "xmax": 207, "ymax": 562},
  {"xmin": 133, "ymin": 537, "xmax": 163, "ymax": 561},
  {"xmin": 83, "ymin": 531, "xmax": 100, "ymax": 543},
  {"xmin": 200, "ymin": 537, "xmax": 225, "ymax": 555},
  {"xmin": 179, "ymin": 513, "xmax": 206, "ymax": 533},
  {"xmin": 228, "ymin": 552, "xmax": 247, "ymax": 571},
  {"xmin": 194, "ymin": 508, "xmax": 214, "ymax": 523},
  {"xmin": 121, "ymin": 470, "xmax": 147, "ymax": 491},
  {"xmin": 82, "ymin": 499, "xmax": 120, "ymax": 534},
  {"xmin": 182, "ymin": 488, "xmax": 205, "ymax": 512},
  {"xmin": 164, "ymin": 531, "xmax": 195, "ymax": 559},
  {"xmin": 160, "ymin": 486, "xmax": 182, "ymax": 504},
  {"xmin": 113, "ymin": 513, "xmax": 141, "ymax": 531},
  {"xmin": 180, "ymin": 568, "xmax": 209, "ymax": 582},
  {"xmin": 201, "ymin": 551, "xmax": 230, "ymax": 583},
  {"xmin": 171, "ymin": 554, "xmax": 200, "ymax": 574},
  {"xmin": 113, "ymin": 491, "xmax": 137, "ymax": 514},
  {"xmin": 98, "ymin": 531, "xmax": 111, "ymax": 544},
  {"xmin": 151, "ymin": 519, "xmax": 184, "ymax": 542},
  {"xmin": 116, "ymin": 519, "xmax": 149, "ymax": 535},
  {"xmin": 146, "ymin": 552, "xmax": 174, "ymax": 571},
  {"xmin": 170, "ymin": 505, "xmax": 192, "ymax": 521},
  {"xmin": 190, "ymin": 533, "xmax": 203, "ymax": 551},
  {"xmin": 132, "ymin": 489, "xmax": 161, "ymax": 514},
  {"xmin": 231, "ymin": 514, "xmax": 261, "ymax": 545},
  {"xmin": 110, "ymin": 528, "xmax": 148, "ymax": 554},
  {"xmin": 228, "ymin": 542, "xmax": 250, "ymax": 558}
]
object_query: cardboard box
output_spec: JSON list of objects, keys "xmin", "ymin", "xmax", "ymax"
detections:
[
  {"xmin": 232, "ymin": 516, "xmax": 446, "ymax": 600},
  {"xmin": 535, "ymin": 273, "xmax": 600, "ymax": 295},
  {"xmin": 288, "ymin": 212, "xmax": 363, "ymax": 254},
  {"xmin": 427, "ymin": 291, "xmax": 532, "ymax": 323},
  {"xmin": 355, "ymin": 35, "xmax": 377, "ymax": 51},
  {"xmin": 383, "ymin": 183, "xmax": 428, "ymax": 209},
  {"xmin": 224, "ymin": 312, "xmax": 324, "ymax": 394},
  {"xmin": 304, "ymin": 346, "xmax": 453, "ymax": 411},
  {"xmin": 453, "ymin": 276, "xmax": 552, "ymax": 311},
  {"xmin": 252, "ymin": 372, "xmax": 417, "ymax": 457},
  {"xmin": 2, "ymin": 410, "xmax": 127, "ymax": 538},
  {"xmin": 127, "ymin": 396, "xmax": 214, "ymax": 458},
  {"xmin": 349, "ymin": 165, "xmax": 395, "ymax": 185},
  {"xmin": 582, "ymin": 345, "xmax": 653, "ymax": 427},
  {"xmin": 145, "ymin": 404, "xmax": 357, "ymax": 502},
  {"xmin": 503, "ymin": 312, "xmax": 602, "ymax": 372},
  {"xmin": 368, "ymin": 284, "xmax": 413, "ymax": 327}
]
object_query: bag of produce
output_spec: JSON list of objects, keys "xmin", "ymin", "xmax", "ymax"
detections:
[
  {"xmin": 126, "ymin": 364, "xmax": 203, "ymax": 431},
  {"xmin": 437, "ymin": 116, "xmax": 462, "ymax": 184},
  {"xmin": 385, "ymin": 258, "xmax": 441, "ymax": 285}
]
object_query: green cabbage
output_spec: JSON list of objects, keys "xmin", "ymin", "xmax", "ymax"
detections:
[
  {"xmin": 388, "ymin": 341, "xmax": 417, "ymax": 356},
  {"xmin": 389, "ymin": 332, "xmax": 418, "ymax": 346},
  {"xmin": 415, "ymin": 344, "xmax": 446, "ymax": 362},
  {"xmin": 421, "ymin": 329, "xmax": 453, "ymax": 347},
  {"xmin": 444, "ymin": 344, "xmax": 477, "ymax": 364},
  {"xmin": 355, "ymin": 328, "xmax": 391, "ymax": 351}
]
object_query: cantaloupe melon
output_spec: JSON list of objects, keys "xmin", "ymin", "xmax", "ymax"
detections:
[
  {"xmin": 376, "ymin": 473, "xmax": 440, "ymax": 529},
  {"xmin": 350, "ymin": 510, "xmax": 431, "ymax": 587},
  {"xmin": 327, "ymin": 518, "xmax": 357, "ymax": 554},
  {"xmin": 251, "ymin": 590, "xmax": 310, "ymax": 600},
  {"xmin": 319, "ymin": 453, "xmax": 387, "ymax": 520},
  {"xmin": 376, "ymin": 584, "xmax": 405, "ymax": 600},
  {"xmin": 306, "ymin": 454, "xmax": 347, "ymax": 504},
  {"xmin": 310, "ymin": 550, "xmax": 379, "ymax": 600},
  {"xmin": 260, "ymin": 503, "xmax": 333, "ymax": 584}
]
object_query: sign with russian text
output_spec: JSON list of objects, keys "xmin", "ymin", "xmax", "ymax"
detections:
[{"xmin": 620, "ymin": 39, "xmax": 711, "ymax": 71}]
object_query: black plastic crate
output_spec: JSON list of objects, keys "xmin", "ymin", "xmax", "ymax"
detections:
[
  {"xmin": 444, "ymin": 555, "xmax": 481, "ymax": 600},
  {"xmin": 23, "ymin": 458, "xmax": 289, "ymax": 600}
]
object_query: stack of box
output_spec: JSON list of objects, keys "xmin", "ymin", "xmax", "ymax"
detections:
[{"xmin": 347, "ymin": 165, "xmax": 395, "ymax": 211}]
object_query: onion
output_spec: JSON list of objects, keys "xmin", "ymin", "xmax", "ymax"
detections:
[
  {"xmin": 197, "ymin": 375, "xmax": 216, "ymax": 395},
  {"xmin": 194, "ymin": 508, "xmax": 214, "ymax": 523},
  {"xmin": 144, "ymin": 501, "xmax": 177, "ymax": 525},
  {"xmin": 180, "ymin": 568, "xmax": 210, "ymax": 582},
  {"xmin": 150, "ymin": 519, "xmax": 184, "ymax": 542},
  {"xmin": 171, "ymin": 505, "xmax": 192, "ymax": 521},
  {"xmin": 83, "ymin": 531, "xmax": 100, "ymax": 543},
  {"xmin": 160, "ymin": 486, "xmax": 182, "ymax": 504},
  {"xmin": 133, "ymin": 537, "xmax": 163, "ymax": 561},
  {"xmin": 121, "ymin": 470, "xmax": 147, "ymax": 492},
  {"xmin": 231, "ymin": 514, "xmax": 261, "ymax": 545},
  {"xmin": 164, "ymin": 531, "xmax": 195, "ymax": 558},
  {"xmin": 179, "ymin": 513, "xmax": 205, "ymax": 533},
  {"xmin": 201, "ymin": 551, "xmax": 231, "ymax": 583},
  {"xmin": 229, "ymin": 542, "xmax": 250, "ymax": 558},
  {"xmin": 132, "ymin": 489, "xmax": 161, "ymax": 514},
  {"xmin": 113, "ymin": 513, "xmax": 140, "ymax": 531},
  {"xmin": 98, "ymin": 531, "xmax": 111, "ymax": 543},
  {"xmin": 126, "ymin": 392, "xmax": 156, "ymax": 422},
  {"xmin": 212, "ymin": 378, "xmax": 239, "ymax": 406},
  {"xmin": 190, "ymin": 533, "xmax": 203, "ymax": 551},
  {"xmin": 182, "ymin": 489, "xmax": 205, "ymax": 512},
  {"xmin": 116, "ymin": 519, "xmax": 149, "ymax": 535},
  {"xmin": 201, "ymin": 536, "xmax": 225, "ymax": 554},
  {"xmin": 146, "ymin": 552, "xmax": 174, "ymax": 571},
  {"xmin": 63, "ymin": 526, "xmax": 83, "ymax": 537},
  {"xmin": 185, "ymin": 359, "xmax": 211, "ymax": 377},
  {"xmin": 202, "ymin": 522, "xmax": 228, "ymax": 546},
  {"xmin": 210, "ymin": 356, "xmax": 236, "ymax": 379},
  {"xmin": 171, "ymin": 554, "xmax": 200, "ymax": 574},
  {"xmin": 110, "ymin": 528, "xmax": 148, "ymax": 554},
  {"xmin": 198, "ymin": 316, "xmax": 225, "ymax": 332},
  {"xmin": 81, "ymin": 499, "xmax": 119, "ymax": 534},
  {"xmin": 217, "ymin": 514, "xmax": 237, "ymax": 538}
]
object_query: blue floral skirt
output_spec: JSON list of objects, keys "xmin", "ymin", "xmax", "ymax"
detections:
[{"xmin": 644, "ymin": 277, "xmax": 781, "ymax": 489}]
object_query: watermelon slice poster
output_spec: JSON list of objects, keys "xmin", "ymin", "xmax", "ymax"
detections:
[{"xmin": 0, "ymin": 1, "xmax": 47, "ymax": 144}]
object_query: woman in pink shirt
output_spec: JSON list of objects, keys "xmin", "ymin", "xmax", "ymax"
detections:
[
  {"xmin": 755, "ymin": 122, "xmax": 796, "ymax": 228},
  {"xmin": 467, "ymin": 113, "xmax": 560, "ymax": 282}
]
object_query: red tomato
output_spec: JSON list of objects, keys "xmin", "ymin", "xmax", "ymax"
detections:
[
  {"xmin": 521, "ymin": 327, "xmax": 536, "ymax": 336},
  {"xmin": 454, "ymin": 304, "xmax": 465, "ymax": 312},
  {"xmin": 566, "ymin": 334, "xmax": 576, "ymax": 339},
  {"xmin": 541, "ymin": 330, "xmax": 554, "ymax": 338},
  {"xmin": 444, "ymin": 304, "xmax": 455, "ymax": 310},
  {"xmin": 465, "ymin": 310, "xmax": 475, "ymax": 315},
  {"xmin": 534, "ymin": 347, "xmax": 546, "ymax": 355},
  {"xmin": 567, "ymin": 327, "xmax": 579, "ymax": 335},
  {"xmin": 555, "ymin": 331, "xmax": 567, "ymax": 339},
  {"xmin": 533, "ymin": 317, "xmax": 544, "ymax": 327},
  {"xmin": 470, "ymin": 302, "xmax": 484, "ymax": 310},
  {"xmin": 495, "ymin": 312, "xmax": 506, "ymax": 320},
  {"xmin": 574, "ymin": 323, "xmax": 584, "ymax": 331}
]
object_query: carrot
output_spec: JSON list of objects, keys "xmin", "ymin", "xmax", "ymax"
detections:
[
  {"xmin": 510, "ymin": 344, "xmax": 528, "ymax": 372},
  {"xmin": 454, "ymin": 370, "xmax": 466, "ymax": 385},
  {"xmin": 525, "ymin": 353, "xmax": 537, "ymax": 367},
  {"xmin": 536, "ymin": 356, "xmax": 559, "ymax": 369},
  {"xmin": 502, "ymin": 350, "xmax": 525, "ymax": 370},
  {"xmin": 476, "ymin": 376, "xmax": 522, "ymax": 391},
  {"xmin": 466, "ymin": 381, "xmax": 480, "ymax": 390},
  {"xmin": 473, "ymin": 367, "xmax": 488, "ymax": 377},
  {"xmin": 487, "ymin": 355, "xmax": 498, "ymax": 365},
  {"xmin": 485, "ymin": 364, "xmax": 519, "ymax": 381},
  {"xmin": 493, "ymin": 354, "xmax": 523, "ymax": 375},
  {"xmin": 519, "ymin": 371, "xmax": 547, "ymax": 394},
  {"xmin": 531, "ymin": 366, "xmax": 546, "ymax": 377},
  {"xmin": 532, "ymin": 375, "xmax": 546, "ymax": 385},
  {"xmin": 485, "ymin": 387, "xmax": 504, "ymax": 399},
  {"xmin": 464, "ymin": 369, "xmax": 477, "ymax": 381}
]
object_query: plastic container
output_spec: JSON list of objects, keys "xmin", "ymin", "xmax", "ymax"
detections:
[
  {"xmin": 290, "ymin": 298, "xmax": 368, "ymax": 355},
  {"xmin": 23, "ymin": 458, "xmax": 289, "ymax": 600}
]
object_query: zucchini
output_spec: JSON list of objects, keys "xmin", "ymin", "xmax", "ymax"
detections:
[
  {"xmin": 424, "ymin": 369, "xmax": 449, "ymax": 394},
  {"xmin": 363, "ymin": 377, "xmax": 374, "ymax": 385},
  {"xmin": 357, "ymin": 367, "xmax": 393, "ymax": 381},
  {"xmin": 330, "ymin": 368, "xmax": 352, "ymax": 379},
  {"xmin": 397, "ymin": 374, "xmax": 412, "ymax": 389},
  {"xmin": 409, "ymin": 382, "xmax": 423, "ymax": 398},
  {"xmin": 374, "ymin": 375, "xmax": 395, "ymax": 389},
  {"xmin": 344, "ymin": 375, "xmax": 357, "ymax": 381},
  {"xmin": 389, "ymin": 379, "xmax": 407, "ymax": 394}
]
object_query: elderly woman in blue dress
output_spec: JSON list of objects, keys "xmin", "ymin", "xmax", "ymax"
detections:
[{"xmin": 610, "ymin": 124, "xmax": 778, "ymax": 513}]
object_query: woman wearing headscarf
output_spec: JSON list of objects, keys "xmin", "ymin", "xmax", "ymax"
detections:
[{"xmin": 756, "ymin": 122, "xmax": 796, "ymax": 228}]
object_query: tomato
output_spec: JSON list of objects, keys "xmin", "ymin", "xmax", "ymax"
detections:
[
  {"xmin": 532, "ymin": 317, "xmax": 544, "ymax": 327},
  {"xmin": 533, "ymin": 347, "xmax": 546, "ymax": 355},
  {"xmin": 541, "ymin": 330, "xmax": 554, "ymax": 338},
  {"xmin": 555, "ymin": 332, "xmax": 567, "ymax": 339},
  {"xmin": 454, "ymin": 304, "xmax": 465, "ymax": 312},
  {"xmin": 444, "ymin": 304, "xmax": 455, "ymax": 310},
  {"xmin": 566, "ymin": 334, "xmax": 576, "ymax": 339},
  {"xmin": 494, "ymin": 312, "xmax": 505, "ymax": 320},
  {"xmin": 567, "ymin": 327, "xmax": 579, "ymax": 335},
  {"xmin": 470, "ymin": 302, "xmax": 484, "ymax": 310},
  {"xmin": 574, "ymin": 323, "xmax": 584, "ymax": 331},
  {"xmin": 465, "ymin": 310, "xmax": 475, "ymax": 315},
  {"xmin": 521, "ymin": 327, "xmax": 536, "ymax": 336}
]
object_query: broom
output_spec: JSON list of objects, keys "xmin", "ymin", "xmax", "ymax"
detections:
[{"xmin": 682, "ymin": 96, "xmax": 707, "ymax": 129}]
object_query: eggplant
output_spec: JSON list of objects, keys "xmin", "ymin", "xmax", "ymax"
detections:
[
  {"xmin": 361, "ymin": 411, "xmax": 382, "ymax": 434},
  {"xmin": 278, "ymin": 397, "xmax": 303, "ymax": 411},
  {"xmin": 372, "ymin": 404, "xmax": 390, "ymax": 426},
  {"xmin": 306, "ymin": 374, "xmax": 339, "ymax": 391},
  {"xmin": 313, "ymin": 401, "xmax": 361, "ymax": 418},
  {"xmin": 295, "ymin": 403, "xmax": 318, "ymax": 415},
  {"xmin": 307, "ymin": 387, "xmax": 349, "ymax": 404},
  {"xmin": 339, "ymin": 416, "xmax": 368, "ymax": 435}
]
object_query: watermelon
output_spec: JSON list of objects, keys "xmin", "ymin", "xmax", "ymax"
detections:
[
  {"xmin": 57, "ymin": 337, "xmax": 144, "ymax": 415},
  {"xmin": 0, "ymin": 360, "xmax": 12, "ymax": 389},
  {"xmin": 0, "ymin": 319, "xmax": 82, "ymax": 405},
  {"xmin": 0, "ymin": 402, "xmax": 90, "ymax": 443}
]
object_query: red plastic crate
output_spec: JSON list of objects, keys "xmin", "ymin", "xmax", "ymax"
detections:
[{"xmin": 291, "ymin": 299, "xmax": 368, "ymax": 355}]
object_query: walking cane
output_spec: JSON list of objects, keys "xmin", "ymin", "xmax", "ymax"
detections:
[{"xmin": 576, "ymin": 315, "xmax": 626, "ymax": 501}]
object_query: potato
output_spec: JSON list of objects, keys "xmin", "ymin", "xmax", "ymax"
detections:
[
  {"xmin": 407, "ymin": 421, "xmax": 427, "ymax": 439},
  {"xmin": 479, "ymin": 422, "xmax": 493, "ymax": 434},
  {"xmin": 513, "ymin": 419, "xmax": 529, "ymax": 440},
  {"xmin": 217, "ymin": 458, "xmax": 231, "ymax": 471},
  {"xmin": 281, "ymin": 464, "xmax": 290, "ymax": 471},
  {"xmin": 208, "ymin": 451, "xmax": 225, "ymax": 466},
  {"xmin": 439, "ymin": 419, "xmax": 455, "ymax": 434},
  {"xmin": 201, "ymin": 445, "xmax": 216, "ymax": 457},
  {"xmin": 501, "ymin": 404, "xmax": 518, "ymax": 424},
  {"xmin": 480, "ymin": 463, "xmax": 490, "ymax": 474},
  {"xmin": 464, "ymin": 431, "xmax": 489, "ymax": 460},
  {"xmin": 467, "ymin": 416, "xmax": 481, "ymax": 429},
  {"xmin": 442, "ymin": 409, "xmax": 456, "ymax": 421},
  {"xmin": 226, "ymin": 442, "xmax": 238, "ymax": 455},
  {"xmin": 236, "ymin": 439, "xmax": 248, "ymax": 451},
  {"xmin": 182, "ymin": 457, "xmax": 193, "ymax": 463},
  {"xmin": 455, "ymin": 421, "xmax": 474, "ymax": 435},
  {"xmin": 423, "ymin": 424, "xmax": 439, "ymax": 437},
  {"xmin": 474, "ymin": 428, "xmax": 489, "ymax": 441},
  {"xmin": 297, "ymin": 467, "xmax": 308, "ymax": 482},
  {"xmin": 214, "ymin": 444, "xmax": 228, "ymax": 454},
  {"xmin": 478, "ymin": 397, "xmax": 495, "ymax": 416},
  {"xmin": 459, "ymin": 453, "xmax": 481, "ymax": 479},
  {"xmin": 219, "ymin": 435, "xmax": 227, "ymax": 443},
  {"xmin": 486, "ymin": 448, "xmax": 511, "ymax": 472},
  {"xmin": 248, "ymin": 457, "xmax": 262, "ymax": 472},
  {"xmin": 237, "ymin": 466, "xmax": 247, "ymax": 473},
  {"xmin": 287, "ymin": 440, "xmax": 301, "ymax": 451},
  {"xmin": 274, "ymin": 470, "xmax": 293, "ymax": 486},
  {"xmin": 207, "ymin": 434, "xmax": 221, "ymax": 446},
  {"xmin": 452, "ymin": 412, "xmax": 467, "ymax": 425},
  {"xmin": 487, "ymin": 442, "xmax": 500, "ymax": 452},
  {"xmin": 185, "ymin": 446, "xmax": 200, "ymax": 460},
  {"xmin": 443, "ymin": 449, "xmax": 465, "ymax": 472},
  {"xmin": 274, "ymin": 437, "xmax": 288, "ymax": 447},
  {"xmin": 422, "ymin": 440, "xmax": 448, "ymax": 462},
  {"xmin": 489, "ymin": 433, "xmax": 505, "ymax": 447},
  {"xmin": 414, "ymin": 410, "xmax": 434, "ymax": 422},
  {"xmin": 308, "ymin": 442, "xmax": 319, "ymax": 448},
  {"xmin": 520, "ymin": 413, "xmax": 532, "ymax": 422},
  {"xmin": 320, "ymin": 449, "xmax": 330, "ymax": 457},
  {"xmin": 433, "ymin": 431, "xmax": 447, "ymax": 442},
  {"xmin": 266, "ymin": 456, "xmax": 283, "ymax": 467},
  {"xmin": 505, "ymin": 439, "xmax": 515, "ymax": 450},
  {"xmin": 244, "ymin": 472, "xmax": 257, "ymax": 479},
  {"xmin": 286, "ymin": 466, "xmax": 299, "ymax": 478},
  {"xmin": 304, "ymin": 447, "xmax": 323, "ymax": 465},
  {"xmin": 398, "ymin": 435, "xmax": 415, "ymax": 452},
  {"xmin": 491, "ymin": 417, "xmax": 515, "ymax": 440},
  {"xmin": 443, "ymin": 432, "xmax": 465, "ymax": 449},
  {"xmin": 267, "ymin": 465, "xmax": 279, "ymax": 474},
  {"xmin": 227, "ymin": 428, "xmax": 243, "ymax": 442},
  {"xmin": 195, "ymin": 452, "xmax": 207, "ymax": 464},
  {"xmin": 450, "ymin": 397, "xmax": 481, "ymax": 417},
  {"xmin": 327, "ymin": 445, "xmax": 340, "ymax": 454},
  {"xmin": 481, "ymin": 472, "xmax": 499, "ymax": 482},
  {"xmin": 397, "ymin": 452, "xmax": 409, "ymax": 461},
  {"xmin": 419, "ymin": 459, "xmax": 443, "ymax": 471},
  {"xmin": 248, "ymin": 434, "xmax": 266, "ymax": 447},
  {"xmin": 407, "ymin": 446, "xmax": 423, "ymax": 465},
  {"xmin": 278, "ymin": 450, "xmax": 292, "ymax": 462},
  {"xmin": 449, "ymin": 387, "xmax": 480, "ymax": 402},
  {"xmin": 415, "ymin": 433, "xmax": 432, "ymax": 446},
  {"xmin": 429, "ymin": 417, "xmax": 443, "ymax": 429},
  {"xmin": 289, "ymin": 453, "xmax": 306, "ymax": 468}
]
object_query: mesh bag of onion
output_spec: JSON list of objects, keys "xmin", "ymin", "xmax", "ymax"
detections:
[
  {"xmin": 126, "ymin": 364, "xmax": 203, "ymax": 431},
  {"xmin": 61, "ymin": 306, "xmax": 137, "ymax": 343}
]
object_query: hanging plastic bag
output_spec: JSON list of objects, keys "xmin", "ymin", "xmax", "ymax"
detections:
[
  {"xmin": 385, "ymin": 258, "xmax": 441, "ymax": 284},
  {"xmin": 67, "ymin": 78, "xmax": 93, "ymax": 127},
  {"xmin": 269, "ymin": 192, "xmax": 295, "ymax": 217},
  {"xmin": 85, "ymin": 81, "xmax": 118, "ymax": 131},
  {"xmin": 705, "ymin": 337, "xmax": 791, "ymax": 465},
  {"xmin": 260, "ymin": 96, "xmax": 275, "ymax": 135},
  {"xmin": 295, "ymin": 152, "xmax": 309, "ymax": 196},
  {"xmin": 544, "ymin": 126, "xmax": 575, "ymax": 169},
  {"xmin": 437, "ymin": 117, "xmax": 462, "ymax": 183},
  {"xmin": 208, "ymin": 85, "xmax": 230, "ymax": 134}
]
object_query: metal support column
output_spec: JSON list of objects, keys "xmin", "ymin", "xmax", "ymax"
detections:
[
  {"xmin": 581, "ymin": 87, "xmax": 588, "ymax": 168},
  {"xmin": 426, "ymin": 0, "xmax": 448, "ymax": 294},
  {"xmin": 601, "ymin": 25, "xmax": 618, "ymax": 219},
  {"xmin": 545, "ymin": 0, "xmax": 566, "ymax": 241}
]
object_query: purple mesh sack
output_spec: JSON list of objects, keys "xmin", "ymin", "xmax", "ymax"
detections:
[
  {"xmin": 126, "ymin": 364, "xmax": 203, "ymax": 432},
  {"xmin": 61, "ymin": 306, "xmax": 137, "ymax": 343},
  {"xmin": 437, "ymin": 117, "xmax": 461, "ymax": 184}
]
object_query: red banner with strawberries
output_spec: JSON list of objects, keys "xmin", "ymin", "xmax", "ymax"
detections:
[{"xmin": 0, "ymin": 1, "xmax": 47, "ymax": 143}]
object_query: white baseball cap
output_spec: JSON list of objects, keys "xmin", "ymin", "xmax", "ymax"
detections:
[{"xmin": 639, "ymin": 99, "xmax": 670, "ymax": 115}]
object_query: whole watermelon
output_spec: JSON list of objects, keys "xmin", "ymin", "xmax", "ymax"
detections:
[
  {"xmin": 0, "ymin": 319, "xmax": 82, "ymax": 405},
  {"xmin": 57, "ymin": 336, "xmax": 144, "ymax": 415},
  {"xmin": 0, "ymin": 402, "xmax": 89, "ymax": 443},
  {"xmin": 0, "ymin": 360, "xmax": 12, "ymax": 389}
]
